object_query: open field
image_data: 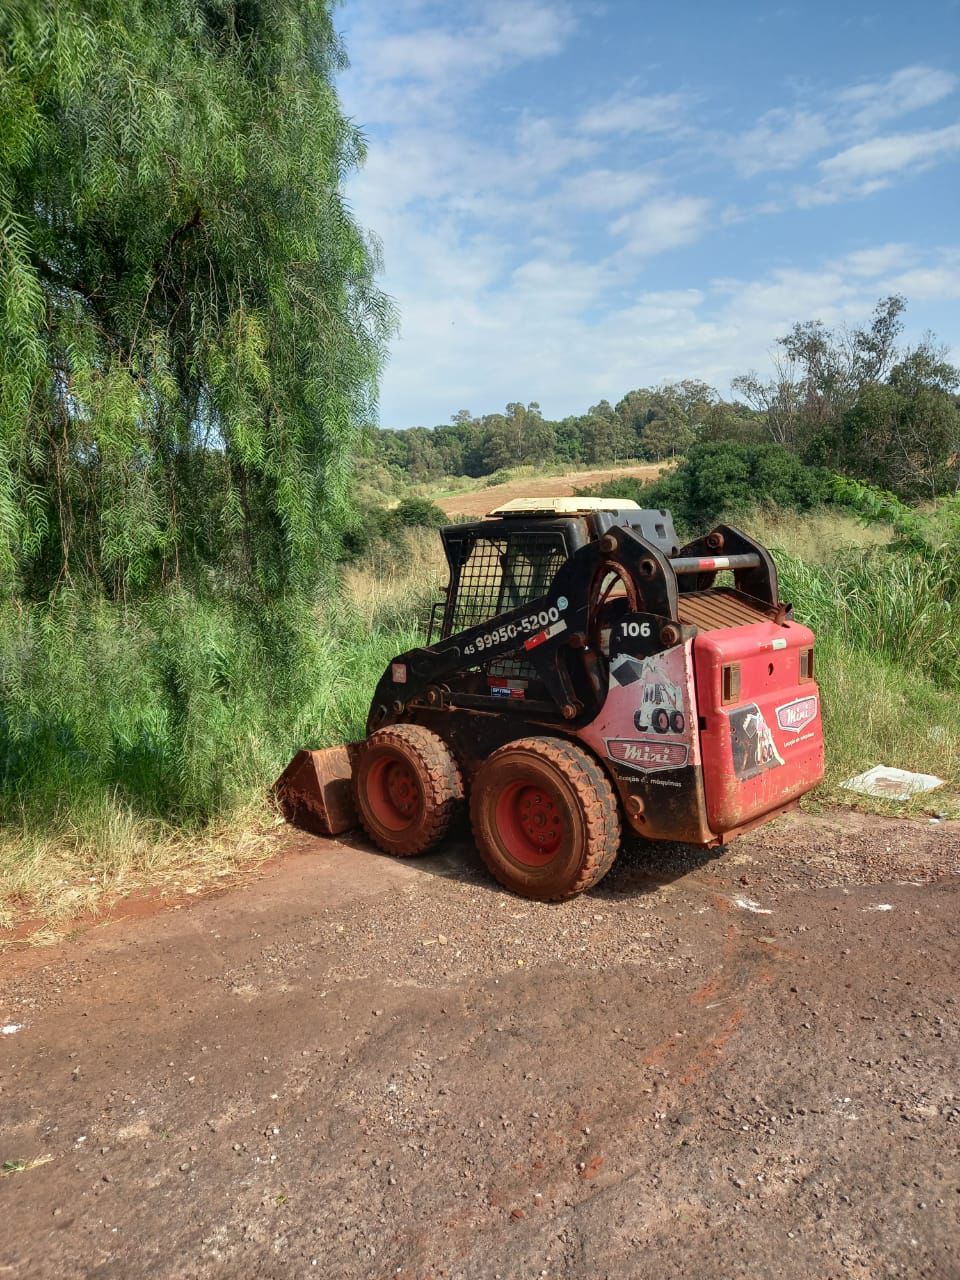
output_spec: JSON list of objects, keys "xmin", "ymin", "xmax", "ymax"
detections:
[
  {"xmin": 433, "ymin": 462, "xmax": 665, "ymax": 518},
  {"xmin": 2, "ymin": 810, "xmax": 958, "ymax": 1278}
]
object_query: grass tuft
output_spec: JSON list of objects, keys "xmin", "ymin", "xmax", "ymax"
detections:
[{"xmin": 1, "ymin": 1155, "xmax": 53, "ymax": 1177}]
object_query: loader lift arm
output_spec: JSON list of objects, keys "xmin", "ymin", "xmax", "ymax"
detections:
[{"xmin": 367, "ymin": 522, "xmax": 778, "ymax": 734}]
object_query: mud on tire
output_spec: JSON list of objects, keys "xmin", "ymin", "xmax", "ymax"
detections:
[
  {"xmin": 353, "ymin": 724, "xmax": 463, "ymax": 857},
  {"xmin": 470, "ymin": 736, "xmax": 621, "ymax": 901}
]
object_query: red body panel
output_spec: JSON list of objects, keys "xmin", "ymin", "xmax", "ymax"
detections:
[{"xmin": 693, "ymin": 620, "xmax": 824, "ymax": 833}]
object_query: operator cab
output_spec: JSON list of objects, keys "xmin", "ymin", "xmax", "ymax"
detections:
[
  {"xmin": 487, "ymin": 496, "xmax": 679, "ymax": 557},
  {"xmin": 430, "ymin": 497, "xmax": 679, "ymax": 645}
]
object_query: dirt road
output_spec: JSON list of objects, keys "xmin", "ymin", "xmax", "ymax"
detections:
[
  {"xmin": 2, "ymin": 810, "xmax": 958, "ymax": 1279},
  {"xmin": 435, "ymin": 464, "xmax": 664, "ymax": 518}
]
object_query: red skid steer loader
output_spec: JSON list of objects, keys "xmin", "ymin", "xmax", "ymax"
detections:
[{"xmin": 275, "ymin": 498, "xmax": 824, "ymax": 900}]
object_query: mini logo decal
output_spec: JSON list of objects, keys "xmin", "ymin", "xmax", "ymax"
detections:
[
  {"xmin": 776, "ymin": 695, "xmax": 818, "ymax": 733},
  {"xmin": 606, "ymin": 739, "xmax": 688, "ymax": 772}
]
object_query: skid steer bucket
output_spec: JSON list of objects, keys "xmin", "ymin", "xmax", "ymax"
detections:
[{"xmin": 272, "ymin": 745, "xmax": 360, "ymax": 837}]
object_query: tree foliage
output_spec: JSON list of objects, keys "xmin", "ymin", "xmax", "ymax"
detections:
[
  {"xmin": 0, "ymin": 0, "xmax": 391, "ymax": 599},
  {"xmin": 585, "ymin": 443, "xmax": 833, "ymax": 531},
  {"xmin": 732, "ymin": 297, "xmax": 960, "ymax": 499},
  {"xmin": 374, "ymin": 382, "xmax": 724, "ymax": 481}
]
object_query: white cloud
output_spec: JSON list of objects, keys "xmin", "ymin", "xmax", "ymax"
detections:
[
  {"xmin": 376, "ymin": 242, "xmax": 960, "ymax": 424},
  {"xmin": 512, "ymin": 114, "xmax": 599, "ymax": 180},
  {"xmin": 342, "ymin": 0, "xmax": 577, "ymax": 125},
  {"xmin": 732, "ymin": 109, "xmax": 833, "ymax": 177},
  {"xmin": 578, "ymin": 92, "xmax": 693, "ymax": 137},
  {"xmin": 821, "ymin": 122, "xmax": 960, "ymax": 181},
  {"xmin": 611, "ymin": 197, "xmax": 712, "ymax": 256},
  {"xmin": 842, "ymin": 244, "xmax": 915, "ymax": 277},
  {"xmin": 885, "ymin": 249, "xmax": 960, "ymax": 302},
  {"xmin": 838, "ymin": 65, "xmax": 958, "ymax": 130},
  {"xmin": 557, "ymin": 167, "xmax": 660, "ymax": 211},
  {"xmin": 508, "ymin": 250, "xmax": 612, "ymax": 314},
  {"xmin": 368, "ymin": 4, "xmax": 573, "ymax": 82},
  {"xmin": 795, "ymin": 121, "xmax": 960, "ymax": 203},
  {"xmin": 727, "ymin": 63, "xmax": 959, "ymax": 188}
]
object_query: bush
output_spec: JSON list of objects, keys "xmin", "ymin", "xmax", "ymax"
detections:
[
  {"xmin": 340, "ymin": 495, "xmax": 447, "ymax": 557},
  {"xmin": 581, "ymin": 443, "xmax": 833, "ymax": 533},
  {"xmin": 393, "ymin": 497, "xmax": 446, "ymax": 528}
]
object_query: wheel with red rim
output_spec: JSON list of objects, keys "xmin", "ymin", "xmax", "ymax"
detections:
[
  {"xmin": 353, "ymin": 724, "xmax": 463, "ymax": 856},
  {"xmin": 652, "ymin": 708, "xmax": 670, "ymax": 734},
  {"xmin": 470, "ymin": 736, "xmax": 621, "ymax": 901},
  {"xmin": 670, "ymin": 710, "xmax": 685, "ymax": 734}
]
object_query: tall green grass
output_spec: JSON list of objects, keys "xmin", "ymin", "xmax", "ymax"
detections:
[
  {"xmin": 0, "ymin": 530, "xmax": 445, "ymax": 922},
  {"xmin": 808, "ymin": 632, "xmax": 960, "ymax": 799},
  {"xmin": 743, "ymin": 499, "xmax": 959, "ymax": 796},
  {"xmin": 763, "ymin": 518, "xmax": 960, "ymax": 799},
  {"xmin": 0, "ymin": 592, "xmax": 421, "ymax": 831},
  {"xmin": 776, "ymin": 545, "xmax": 959, "ymax": 691}
]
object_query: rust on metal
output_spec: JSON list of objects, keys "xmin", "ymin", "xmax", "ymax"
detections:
[
  {"xmin": 272, "ymin": 745, "xmax": 360, "ymax": 837},
  {"xmin": 677, "ymin": 588, "xmax": 778, "ymax": 631}
]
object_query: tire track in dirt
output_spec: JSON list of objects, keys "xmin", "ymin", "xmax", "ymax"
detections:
[{"xmin": 0, "ymin": 812, "xmax": 958, "ymax": 1279}]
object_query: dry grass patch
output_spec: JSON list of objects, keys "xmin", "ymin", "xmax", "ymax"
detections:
[
  {"xmin": 743, "ymin": 507, "xmax": 892, "ymax": 563},
  {"xmin": 0, "ymin": 800, "xmax": 275, "ymax": 940}
]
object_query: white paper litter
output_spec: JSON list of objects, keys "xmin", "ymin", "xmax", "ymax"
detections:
[
  {"xmin": 733, "ymin": 896, "xmax": 772, "ymax": 915},
  {"xmin": 1, "ymin": 1023, "xmax": 23, "ymax": 1035},
  {"xmin": 842, "ymin": 765, "xmax": 945, "ymax": 800}
]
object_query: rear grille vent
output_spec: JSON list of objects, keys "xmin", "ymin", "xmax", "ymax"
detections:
[{"xmin": 677, "ymin": 588, "xmax": 778, "ymax": 631}]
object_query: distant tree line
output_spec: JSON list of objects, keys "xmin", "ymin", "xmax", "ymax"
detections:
[
  {"xmin": 374, "ymin": 297, "xmax": 960, "ymax": 503},
  {"xmin": 374, "ymin": 382, "xmax": 719, "ymax": 481}
]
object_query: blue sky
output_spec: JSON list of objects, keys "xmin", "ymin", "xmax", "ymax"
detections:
[{"xmin": 337, "ymin": 0, "xmax": 960, "ymax": 428}]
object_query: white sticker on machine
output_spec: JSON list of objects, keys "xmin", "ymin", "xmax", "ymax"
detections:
[
  {"xmin": 776, "ymin": 695, "xmax": 818, "ymax": 733},
  {"xmin": 578, "ymin": 641, "xmax": 700, "ymax": 773},
  {"xmin": 729, "ymin": 704, "xmax": 785, "ymax": 780}
]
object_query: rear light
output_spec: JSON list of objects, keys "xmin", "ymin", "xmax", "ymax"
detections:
[
  {"xmin": 721, "ymin": 662, "xmax": 741, "ymax": 705},
  {"xmin": 800, "ymin": 647, "xmax": 814, "ymax": 682}
]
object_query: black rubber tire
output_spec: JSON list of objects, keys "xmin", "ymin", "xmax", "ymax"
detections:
[
  {"xmin": 652, "ymin": 708, "xmax": 670, "ymax": 734},
  {"xmin": 470, "ymin": 736, "xmax": 621, "ymax": 901},
  {"xmin": 670, "ymin": 710, "xmax": 685, "ymax": 734},
  {"xmin": 352, "ymin": 724, "xmax": 463, "ymax": 856}
]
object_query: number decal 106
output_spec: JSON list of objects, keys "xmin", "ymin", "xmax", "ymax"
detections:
[{"xmin": 621, "ymin": 621, "xmax": 652, "ymax": 638}]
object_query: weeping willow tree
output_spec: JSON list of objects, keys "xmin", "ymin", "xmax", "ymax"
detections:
[
  {"xmin": 0, "ymin": 0, "xmax": 392, "ymax": 600},
  {"xmin": 0, "ymin": 1, "xmax": 402, "ymax": 852}
]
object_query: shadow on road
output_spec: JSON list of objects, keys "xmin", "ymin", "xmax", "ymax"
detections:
[{"xmin": 328, "ymin": 825, "xmax": 721, "ymax": 902}]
